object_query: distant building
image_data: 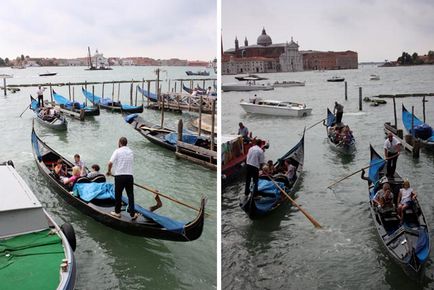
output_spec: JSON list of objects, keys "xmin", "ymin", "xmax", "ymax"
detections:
[{"xmin": 222, "ymin": 27, "xmax": 358, "ymax": 74}]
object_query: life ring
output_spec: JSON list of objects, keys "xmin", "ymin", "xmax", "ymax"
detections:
[{"xmin": 61, "ymin": 223, "xmax": 77, "ymax": 252}]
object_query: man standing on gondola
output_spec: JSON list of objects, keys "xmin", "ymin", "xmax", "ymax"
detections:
[
  {"xmin": 107, "ymin": 137, "xmax": 139, "ymax": 220},
  {"xmin": 333, "ymin": 101, "xmax": 344, "ymax": 124},
  {"xmin": 37, "ymin": 85, "xmax": 46, "ymax": 107},
  {"xmin": 245, "ymin": 139, "xmax": 265, "ymax": 197},
  {"xmin": 384, "ymin": 133, "xmax": 401, "ymax": 178}
]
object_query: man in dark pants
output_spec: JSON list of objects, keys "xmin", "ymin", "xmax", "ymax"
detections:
[
  {"xmin": 245, "ymin": 139, "xmax": 265, "ymax": 196},
  {"xmin": 383, "ymin": 133, "xmax": 401, "ymax": 178},
  {"xmin": 334, "ymin": 101, "xmax": 344, "ymax": 124},
  {"xmin": 107, "ymin": 137, "xmax": 138, "ymax": 220},
  {"xmin": 37, "ymin": 85, "xmax": 46, "ymax": 107}
]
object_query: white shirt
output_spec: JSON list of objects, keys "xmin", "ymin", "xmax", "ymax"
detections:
[
  {"xmin": 400, "ymin": 187, "xmax": 413, "ymax": 204},
  {"xmin": 246, "ymin": 145, "xmax": 264, "ymax": 169},
  {"xmin": 110, "ymin": 146, "xmax": 134, "ymax": 175},
  {"xmin": 384, "ymin": 137, "xmax": 401, "ymax": 153},
  {"xmin": 37, "ymin": 87, "xmax": 45, "ymax": 96}
]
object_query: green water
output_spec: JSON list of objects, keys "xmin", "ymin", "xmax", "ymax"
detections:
[{"xmin": 0, "ymin": 66, "xmax": 216, "ymax": 289}]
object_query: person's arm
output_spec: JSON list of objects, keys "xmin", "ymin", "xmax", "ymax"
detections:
[
  {"xmin": 107, "ymin": 151, "xmax": 116, "ymax": 176},
  {"xmin": 412, "ymin": 190, "xmax": 417, "ymax": 200},
  {"xmin": 397, "ymin": 190, "xmax": 402, "ymax": 204},
  {"xmin": 361, "ymin": 169, "xmax": 369, "ymax": 181}
]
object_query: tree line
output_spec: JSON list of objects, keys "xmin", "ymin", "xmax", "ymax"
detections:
[{"xmin": 397, "ymin": 50, "xmax": 434, "ymax": 65}]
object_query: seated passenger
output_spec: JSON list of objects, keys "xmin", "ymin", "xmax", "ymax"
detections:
[
  {"xmin": 373, "ymin": 180, "xmax": 391, "ymax": 208},
  {"xmin": 397, "ymin": 179, "xmax": 417, "ymax": 222},
  {"xmin": 260, "ymin": 164, "xmax": 270, "ymax": 177},
  {"xmin": 87, "ymin": 164, "xmax": 101, "ymax": 179},
  {"xmin": 381, "ymin": 188, "xmax": 394, "ymax": 209},
  {"xmin": 284, "ymin": 159, "xmax": 297, "ymax": 182},
  {"xmin": 74, "ymin": 154, "xmax": 86, "ymax": 176},
  {"xmin": 62, "ymin": 166, "xmax": 81, "ymax": 187},
  {"xmin": 267, "ymin": 160, "xmax": 275, "ymax": 175},
  {"xmin": 53, "ymin": 159, "xmax": 67, "ymax": 178}
]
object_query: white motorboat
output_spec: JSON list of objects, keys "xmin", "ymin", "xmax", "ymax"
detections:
[
  {"xmin": 273, "ymin": 80, "xmax": 305, "ymax": 88},
  {"xmin": 327, "ymin": 76, "xmax": 345, "ymax": 82},
  {"xmin": 369, "ymin": 74, "xmax": 380, "ymax": 80},
  {"xmin": 222, "ymin": 81, "xmax": 274, "ymax": 92},
  {"xmin": 240, "ymin": 98, "xmax": 312, "ymax": 117}
]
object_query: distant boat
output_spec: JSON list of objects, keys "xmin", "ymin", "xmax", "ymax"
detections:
[
  {"xmin": 85, "ymin": 47, "xmax": 112, "ymax": 71},
  {"xmin": 39, "ymin": 72, "xmax": 57, "ymax": 76},
  {"xmin": 0, "ymin": 74, "xmax": 13, "ymax": 78},
  {"xmin": 273, "ymin": 80, "xmax": 305, "ymax": 88},
  {"xmin": 402, "ymin": 104, "xmax": 434, "ymax": 150},
  {"xmin": 186, "ymin": 70, "xmax": 210, "ymax": 76},
  {"xmin": 11, "ymin": 65, "xmax": 25, "ymax": 69},
  {"xmin": 369, "ymin": 74, "xmax": 380, "ymax": 80},
  {"xmin": 240, "ymin": 98, "xmax": 312, "ymax": 117},
  {"xmin": 222, "ymin": 81, "xmax": 273, "ymax": 92},
  {"xmin": 234, "ymin": 74, "xmax": 268, "ymax": 81},
  {"xmin": 327, "ymin": 76, "xmax": 345, "ymax": 82}
]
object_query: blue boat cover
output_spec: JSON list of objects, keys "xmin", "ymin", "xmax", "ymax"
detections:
[
  {"xmin": 124, "ymin": 113, "xmax": 138, "ymax": 123},
  {"xmin": 326, "ymin": 108, "xmax": 336, "ymax": 127},
  {"xmin": 164, "ymin": 132, "xmax": 198, "ymax": 145},
  {"xmin": 415, "ymin": 228, "xmax": 430, "ymax": 263},
  {"xmin": 402, "ymin": 105, "xmax": 434, "ymax": 141},
  {"xmin": 137, "ymin": 85, "xmax": 157, "ymax": 101},
  {"xmin": 53, "ymin": 92, "xmax": 85, "ymax": 109},
  {"xmin": 121, "ymin": 104, "xmax": 141, "ymax": 110},
  {"xmin": 82, "ymin": 88, "xmax": 103, "ymax": 105},
  {"xmin": 72, "ymin": 182, "xmax": 186, "ymax": 234},
  {"xmin": 30, "ymin": 98, "xmax": 39, "ymax": 111},
  {"xmin": 254, "ymin": 179, "xmax": 283, "ymax": 213}
]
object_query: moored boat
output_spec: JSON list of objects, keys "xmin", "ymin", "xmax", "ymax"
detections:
[
  {"xmin": 324, "ymin": 108, "xmax": 355, "ymax": 155},
  {"xmin": 362, "ymin": 145, "xmax": 430, "ymax": 278},
  {"xmin": 272, "ymin": 80, "xmax": 305, "ymax": 87},
  {"xmin": 39, "ymin": 72, "xmax": 57, "ymax": 76},
  {"xmin": 53, "ymin": 90, "xmax": 100, "ymax": 117},
  {"xmin": 186, "ymin": 70, "xmax": 210, "ymax": 76},
  {"xmin": 0, "ymin": 160, "xmax": 76, "ymax": 290},
  {"xmin": 327, "ymin": 76, "xmax": 345, "ymax": 82},
  {"xmin": 234, "ymin": 74, "xmax": 268, "ymax": 81},
  {"xmin": 370, "ymin": 74, "xmax": 380, "ymax": 80},
  {"xmin": 182, "ymin": 84, "xmax": 217, "ymax": 97},
  {"xmin": 240, "ymin": 98, "xmax": 312, "ymax": 117},
  {"xmin": 31, "ymin": 129, "xmax": 205, "ymax": 241},
  {"xmin": 240, "ymin": 130, "xmax": 305, "ymax": 219},
  {"xmin": 402, "ymin": 105, "xmax": 434, "ymax": 151},
  {"xmin": 222, "ymin": 81, "xmax": 274, "ymax": 92},
  {"xmin": 30, "ymin": 96, "xmax": 68, "ymax": 131},
  {"xmin": 137, "ymin": 85, "xmax": 158, "ymax": 101},
  {"xmin": 82, "ymin": 88, "xmax": 143, "ymax": 113}
]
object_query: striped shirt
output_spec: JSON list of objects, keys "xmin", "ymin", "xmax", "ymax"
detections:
[{"xmin": 110, "ymin": 146, "xmax": 134, "ymax": 176}]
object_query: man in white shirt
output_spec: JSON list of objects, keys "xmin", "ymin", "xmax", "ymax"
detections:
[
  {"xmin": 107, "ymin": 137, "xmax": 138, "ymax": 220},
  {"xmin": 384, "ymin": 133, "xmax": 401, "ymax": 178},
  {"xmin": 37, "ymin": 85, "xmax": 46, "ymax": 107},
  {"xmin": 245, "ymin": 139, "xmax": 265, "ymax": 196}
]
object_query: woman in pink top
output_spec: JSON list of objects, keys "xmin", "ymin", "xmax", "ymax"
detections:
[{"xmin": 63, "ymin": 166, "xmax": 81, "ymax": 187}]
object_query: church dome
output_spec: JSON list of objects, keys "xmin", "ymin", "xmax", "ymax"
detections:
[{"xmin": 257, "ymin": 28, "xmax": 272, "ymax": 46}]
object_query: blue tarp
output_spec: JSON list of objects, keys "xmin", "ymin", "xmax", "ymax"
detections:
[
  {"xmin": 254, "ymin": 179, "xmax": 283, "ymax": 213},
  {"xmin": 121, "ymin": 104, "xmax": 142, "ymax": 110},
  {"xmin": 164, "ymin": 132, "xmax": 198, "ymax": 145},
  {"xmin": 72, "ymin": 182, "xmax": 187, "ymax": 234},
  {"xmin": 415, "ymin": 228, "xmax": 430, "ymax": 263},
  {"xmin": 124, "ymin": 113, "xmax": 138, "ymax": 123},
  {"xmin": 53, "ymin": 92, "xmax": 84, "ymax": 109},
  {"xmin": 402, "ymin": 105, "xmax": 434, "ymax": 140}
]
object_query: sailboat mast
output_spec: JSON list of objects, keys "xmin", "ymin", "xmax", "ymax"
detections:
[{"xmin": 87, "ymin": 46, "xmax": 92, "ymax": 68}]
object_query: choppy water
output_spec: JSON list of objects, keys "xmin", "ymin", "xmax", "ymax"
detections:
[
  {"xmin": 222, "ymin": 65, "xmax": 434, "ymax": 289},
  {"xmin": 0, "ymin": 66, "xmax": 216, "ymax": 289}
]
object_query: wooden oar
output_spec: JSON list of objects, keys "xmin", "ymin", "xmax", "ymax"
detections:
[
  {"xmin": 267, "ymin": 175, "xmax": 322, "ymax": 229},
  {"xmin": 133, "ymin": 182, "xmax": 209, "ymax": 216},
  {"xmin": 306, "ymin": 118, "xmax": 326, "ymax": 131},
  {"xmin": 19, "ymin": 105, "xmax": 30, "ymax": 117},
  {"xmin": 327, "ymin": 153, "xmax": 400, "ymax": 189}
]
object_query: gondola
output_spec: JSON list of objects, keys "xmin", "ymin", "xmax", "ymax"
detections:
[
  {"xmin": 324, "ymin": 108, "xmax": 355, "ymax": 155},
  {"xmin": 402, "ymin": 105, "xmax": 434, "ymax": 150},
  {"xmin": 81, "ymin": 88, "xmax": 144, "ymax": 113},
  {"xmin": 185, "ymin": 70, "xmax": 209, "ymax": 76},
  {"xmin": 240, "ymin": 130, "xmax": 304, "ymax": 219},
  {"xmin": 0, "ymin": 161, "xmax": 76, "ymax": 289},
  {"xmin": 124, "ymin": 114, "xmax": 216, "ymax": 162},
  {"xmin": 30, "ymin": 96, "xmax": 68, "ymax": 131},
  {"xmin": 136, "ymin": 85, "xmax": 158, "ymax": 101},
  {"xmin": 363, "ymin": 145, "xmax": 430, "ymax": 278},
  {"xmin": 53, "ymin": 90, "xmax": 100, "ymax": 116},
  {"xmin": 31, "ymin": 128, "xmax": 205, "ymax": 242}
]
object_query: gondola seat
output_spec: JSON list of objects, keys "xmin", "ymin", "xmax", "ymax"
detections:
[{"xmin": 90, "ymin": 174, "xmax": 106, "ymax": 183}]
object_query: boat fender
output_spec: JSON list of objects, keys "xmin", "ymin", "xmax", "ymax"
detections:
[
  {"xmin": 7, "ymin": 160, "xmax": 14, "ymax": 167},
  {"xmin": 61, "ymin": 223, "xmax": 77, "ymax": 251}
]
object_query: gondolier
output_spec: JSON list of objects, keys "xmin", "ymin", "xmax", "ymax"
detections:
[
  {"xmin": 244, "ymin": 139, "xmax": 265, "ymax": 196},
  {"xmin": 384, "ymin": 133, "xmax": 401, "ymax": 177},
  {"xmin": 107, "ymin": 137, "xmax": 138, "ymax": 220},
  {"xmin": 37, "ymin": 85, "xmax": 46, "ymax": 107},
  {"xmin": 333, "ymin": 101, "xmax": 344, "ymax": 124}
]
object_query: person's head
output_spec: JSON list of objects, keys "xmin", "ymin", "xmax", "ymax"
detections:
[
  {"xmin": 239, "ymin": 122, "xmax": 244, "ymax": 128},
  {"xmin": 387, "ymin": 132, "xmax": 393, "ymax": 141},
  {"xmin": 56, "ymin": 159, "xmax": 63, "ymax": 165},
  {"xmin": 91, "ymin": 164, "xmax": 100, "ymax": 172},
  {"xmin": 72, "ymin": 166, "xmax": 81, "ymax": 177},
  {"xmin": 267, "ymin": 160, "xmax": 273, "ymax": 166},
  {"xmin": 262, "ymin": 164, "xmax": 269, "ymax": 173},
  {"xmin": 208, "ymin": 86, "xmax": 211, "ymax": 90},
  {"xmin": 384, "ymin": 188, "xmax": 392, "ymax": 199},
  {"xmin": 335, "ymin": 101, "xmax": 338, "ymax": 106},
  {"xmin": 38, "ymin": 85, "xmax": 41, "ymax": 89},
  {"xmin": 382, "ymin": 182, "xmax": 390, "ymax": 191},
  {"xmin": 118, "ymin": 137, "xmax": 128, "ymax": 147},
  {"xmin": 403, "ymin": 179, "xmax": 410, "ymax": 189},
  {"xmin": 74, "ymin": 154, "xmax": 80, "ymax": 162}
]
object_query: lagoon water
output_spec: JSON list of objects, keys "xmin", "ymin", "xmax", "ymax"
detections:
[
  {"xmin": 0, "ymin": 66, "xmax": 216, "ymax": 289},
  {"xmin": 222, "ymin": 65, "xmax": 434, "ymax": 289}
]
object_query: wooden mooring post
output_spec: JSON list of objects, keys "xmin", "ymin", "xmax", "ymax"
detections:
[
  {"xmin": 117, "ymin": 82, "xmax": 121, "ymax": 102},
  {"xmin": 198, "ymin": 95, "xmax": 203, "ymax": 136},
  {"xmin": 102, "ymin": 82, "xmax": 105, "ymax": 98},
  {"xmin": 210, "ymin": 100, "xmax": 216, "ymax": 150},
  {"xmin": 422, "ymin": 96, "xmax": 427, "ymax": 122},
  {"xmin": 393, "ymin": 97, "xmax": 397, "ymax": 128},
  {"xmin": 344, "ymin": 81, "xmax": 347, "ymax": 101},
  {"xmin": 68, "ymin": 83, "xmax": 71, "ymax": 100},
  {"xmin": 147, "ymin": 81, "xmax": 151, "ymax": 108},
  {"xmin": 49, "ymin": 83, "xmax": 53, "ymax": 102},
  {"xmin": 358, "ymin": 87, "xmax": 362, "ymax": 111},
  {"xmin": 3, "ymin": 77, "xmax": 6, "ymax": 96}
]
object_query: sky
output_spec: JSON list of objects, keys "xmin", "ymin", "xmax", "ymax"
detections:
[
  {"xmin": 0, "ymin": 0, "xmax": 216, "ymax": 61},
  {"xmin": 222, "ymin": 0, "xmax": 434, "ymax": 62}
]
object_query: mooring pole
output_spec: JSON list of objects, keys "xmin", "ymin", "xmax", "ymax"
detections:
[
  {"xmin": 147, "ymin": 80, "xmax": 151, "ymax": 108},
  {"xmin": 174, "ymin": 80, "xmax": 177, "ymax": 93},
  {"xmin": 130, "ymin": 81, "xmax": 133, "ymax": 105},
  {"xmin": 92, "ymin": 85, "xmax": 95, "ymax": 106},
  {"xmin": 358, "ymin": 87, "xmax": 362, "ymax": 111},
  {"xmin": 160, "ymin": 94, "xmax": 165, "ymax": 129},
  {"xmin": 3, "ymin": 77, "xmax": 6, "ymax": 96},
  {"xmin": 112, "ymin": 81, "xmax": 115, "ymax": 102},
  {"xmin": 422, "ymin": 96, "xmax": 426, "ymax": 123},
  {"xmin": 73, "ymin": 87, "xmax": 75, "ymax": 102},
  {"xmin": 68, "ymin": 83, "xmax": 71, "ymax": 101},
  {"xmin": 411, "ymin": 106, "xmax": 415, "ymax": 139},
  {"xmin": 198, "ymin": 95, "xmax": 203, "ymax": 136},
  {"xmin": 117, "ymin": 82, "xmax": 120, "ymax": 102},
  {"xmin": 134, "ymin": 82, "xmax": 138, "ymax": 106},
  {"xmin": 180, "ymin": 80, "xmax": 183, "ymax": 93},
  {"xmin": 344, "ymin": 81, "xmax": 348, "ymax": 101},
  {"xmin": 211, "ymin": 99, "xmax": 216, "ymax": 150},
  {"xmin": 393, "ymin": 96, "xmax": 397, "ymax": 128},
  {"xmin": 102, "ymin": 82, "xmax": 105, "ymax": 99}
]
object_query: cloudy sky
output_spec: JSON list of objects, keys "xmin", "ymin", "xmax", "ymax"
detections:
[
  {"xmin": 222, "ymin": 0, "xmax": 434, "ymax": 62},
  {"xmin": 0, "ymin": 0, "xmax": 216, "ymax": 60}
]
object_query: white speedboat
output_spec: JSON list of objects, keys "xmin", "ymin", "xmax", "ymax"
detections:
[
  {"xmin": 327, "ymin": 76, "xmax": 345, "ymax": 82},
  {"xmin": 222, "ymin": 81, "xmax": 274, "ymax": 92},
  {"xmin": 369, "ymin": 74, "xmax": 380, "ymax": 80},
  {"xmin": 273, "ymin": 80, "xmax": 305, "ymax": 88},
  {"xmin": 240, "ymin": 98, "xmax": 312, "ymax": 117}
]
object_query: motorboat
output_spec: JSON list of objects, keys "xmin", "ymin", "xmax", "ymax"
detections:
[
  {"xmin": 240, "ymin": 98, "xmax": 312, "ymax": 117},
  {"xmin": 370, "ymin": 74, "xmax": 380, "ymax": 80},
  {"xmin": 234, "ymin": 74, "xmax": 268, "ymax": 81},
  {"xmin": 273, "ymin": 80, "xmax": 305, "ymax": 88},
  {"xmin": 222, "ymin": 81, "xmax": 273, "ymax": 92},
  {"xmin": 327, "ymin": 76, "xmax": 345, "ymax": 82}
]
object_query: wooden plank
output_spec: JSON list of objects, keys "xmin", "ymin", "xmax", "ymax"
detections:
[
  {"xmin": 175, "ymin": 152, "xmax": 217, "ymax": 171},
  {"xmin": 177, "ymin": 141, "xmax": 217, "ymax": 157}
]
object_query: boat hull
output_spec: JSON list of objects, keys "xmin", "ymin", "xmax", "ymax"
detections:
[
  {"xmin": 240, "ymin": 102, "xmax": 312, "ymax": 117},
  {"xmin": 222, "ymin": 84, "xmax": 274, "ymax": 92}
]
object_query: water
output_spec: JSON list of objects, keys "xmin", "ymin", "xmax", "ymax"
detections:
[
  {"xmin": 222, "ymin": 65, "xmax": 434, "ymax": 289},
  {"xmin": 0, "ymin": 66, "xmax": 216, "ymax": 289}
]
